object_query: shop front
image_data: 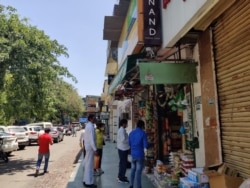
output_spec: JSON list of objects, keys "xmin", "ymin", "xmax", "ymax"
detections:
[
  {"xmin": 134, "ymin": 61, "xmax": 198, "ymax": 177},
  {"xmin": 212, "ymin": 0, "xmax": 250, "ymax": 178}
]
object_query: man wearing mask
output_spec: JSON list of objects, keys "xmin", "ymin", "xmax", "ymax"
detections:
[{"xmin": 83, "ymin": 114, "xmax": 98, "ymax": 188}]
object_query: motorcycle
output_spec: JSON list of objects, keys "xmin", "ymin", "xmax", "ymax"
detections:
[{"xmin": 0, "ymin": 139, "xmax": 9, "ymax": 163}]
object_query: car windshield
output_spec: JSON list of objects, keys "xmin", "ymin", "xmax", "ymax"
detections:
[
  {"xmin": 8, "ymin": 127, "xmax": 26, "ymax": 132},
  {"xmin": 33, "ymin": 127, "xmax": 41, "ymax": 131}
]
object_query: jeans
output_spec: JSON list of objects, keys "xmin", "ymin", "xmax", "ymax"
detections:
[
  {"xmin": 130, "ymin": 158, "xmax": 144, "ymax": 188},
  {"xmin": 36, "ymin": 152, "xmax": 50, "ymax": 172},
  {"xmin": 118, "ymin": 149, "xmax": 129, "ymax": 180}
]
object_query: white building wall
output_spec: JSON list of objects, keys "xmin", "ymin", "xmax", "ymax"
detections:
[{"xmin": 192, "ymin": 44, "xmax": 206, "ymax": 167}]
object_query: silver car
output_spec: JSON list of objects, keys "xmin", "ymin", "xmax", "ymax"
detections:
[
  {"xmin": 23, "ymin": 126, "xmax": 43, "ymax": 145},
  {"xmin": 0, "ymin": 131, "xmax": 18, "ymax": 155},
  {"xmin": 49, "ymin": 127, "xmax": 64, "ymax": 143},
  {"xmin": 0, "ymin": 126, "xmax": 29, "ymax": 150}
]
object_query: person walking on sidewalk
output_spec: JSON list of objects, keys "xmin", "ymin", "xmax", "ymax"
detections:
[
  {"xmin": 129, "ymin": 120, "xmax": 149, "ymax": 188},
  {"xmin": 35, "ymin": 128, "xmax": 53, "ymax": 177},
  {"xmin": 83, "ymin": 114, "xmax": 98, "ymax": 188},
  {"xmin": 117, "ymin": 119, "xmax": 130, "ymax": 183},
  {"xmin": 94, "ymin": 121, "xmax": 105, "ymax": 176}
]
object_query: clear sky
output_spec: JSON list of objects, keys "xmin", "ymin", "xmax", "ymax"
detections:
[{"xmin": 0, "ymin": 0, "xmax": 117, "ymax": 97}]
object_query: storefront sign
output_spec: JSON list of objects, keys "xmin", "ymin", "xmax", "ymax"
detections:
[{"xmin": 143, "ymin": 0, "xmax": 162, "ymax": 46}]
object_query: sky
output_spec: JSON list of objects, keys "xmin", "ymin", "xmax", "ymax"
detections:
[{"xmin": 0, "ymin": 0, "xmax": 118, "ymax": 97}]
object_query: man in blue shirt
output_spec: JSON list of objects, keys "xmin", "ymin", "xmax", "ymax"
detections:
[{"xmin": 128, "ymin": 120, "xmax": 149, "ymax": 188}]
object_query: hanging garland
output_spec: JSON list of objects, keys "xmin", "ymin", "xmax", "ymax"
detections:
[
  {"xmin": 157, "ymin": 93, "xmax": 172, "ymax": 108},
  {"xmin": 157, "ymin": 96, "xmax": 168, "ymax": 107}
]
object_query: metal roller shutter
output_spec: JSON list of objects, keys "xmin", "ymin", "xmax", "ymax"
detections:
[{"xmin": 213, "ymin": 0, "xmax": 250, "ymax": 178}]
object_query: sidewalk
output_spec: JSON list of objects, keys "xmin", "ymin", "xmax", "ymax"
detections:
[{"xmin": 66, "ymin": 141, "xmax": 156, "ymax": 188}]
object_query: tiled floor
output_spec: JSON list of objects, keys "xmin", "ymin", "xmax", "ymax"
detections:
[{"xmin": 66, "ymin": 142, "xmax": 156, "ymax": 188}]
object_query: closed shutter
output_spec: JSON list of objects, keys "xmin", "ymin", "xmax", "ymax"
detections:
[{"xmin": 213, "ymin": 0, "xmax": 250, "ymax": 178}]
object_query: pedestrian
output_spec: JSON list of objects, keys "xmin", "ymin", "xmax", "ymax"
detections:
[
  {"xmin": 117, "ymin": 119, "xmax": 130, "ymax": 183},
  {"xmin": 79, "ymin": 128, "xmax": 86, "ymax": 157},
  {"xmin": 94, "ymin": 121, "xmax": 105, "ymax": 176},
  {"xmin": 35, "ymin": 128, "xmax": 53, "ymax": 177},
  {"xmin": 72, "ymin": 124, "xmax": 77, "ymax": 137},
  {"xmin": 83, "ymin": 114, "xmax": 98, "ymax": 188},
  {"xmin": 129, "ymin": 120, "xmax": 149, "ymax": 188}
]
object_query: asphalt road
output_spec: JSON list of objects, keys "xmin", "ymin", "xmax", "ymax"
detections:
[{"xmin": 0, "ymin": 132, "xmax": 82, "ymax": 188}]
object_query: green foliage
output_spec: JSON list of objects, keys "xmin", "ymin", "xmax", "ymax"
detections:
[{"xmin": 0, "ymin": 5, "xmax": 83, "ymax": 124}]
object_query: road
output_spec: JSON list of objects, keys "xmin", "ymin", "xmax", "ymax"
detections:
[{"xmin": 0, "ymin": 133, "xmax": 82, "ymax": 188}]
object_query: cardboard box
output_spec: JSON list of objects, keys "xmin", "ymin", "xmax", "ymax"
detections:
[
  {"xmin": 180, "ymin": 177, "xmax": 209, "ymax": 188},
  {"xmin": 208, "ymin": 173, "xmax": 243, "ymax": 188}
]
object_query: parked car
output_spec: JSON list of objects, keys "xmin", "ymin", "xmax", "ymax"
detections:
[
  {"xmin": 63, "ymin": 125, "xmax": 72, "ymax": 136},
  {"xmin": 0, "ymin": 126, "xmax": 29, "ymax": 150},
  {"xmin": 71, "ymin": 122, "xmax": 81, "ymax": 131},
  {"xmin": 0, "ymin": 131, "xmax": 18, "ymax": 155},
  {"xmin": 53, "ymin": 124, "xmax": 64, "ymax": 132},
  {"xmin": 49, "ymin": 127, "xmax": 64, "ymax": 143},
  {"xmin": 23, "ymin": 125, "xmax": 43, "ymax": 145},
  {"xmin": 25, "ymin": 122, "xmax": 53, "ymax": 130}
]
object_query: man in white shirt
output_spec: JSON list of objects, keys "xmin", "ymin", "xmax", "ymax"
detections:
[
  {"xmin": 79, "ymin": 128, "xmax": 86, "ymax": 157},
  {"xmin": 117, "ymin": 119, "xmax": 130, "ymax": 183},
  {"xmin": 83, "ymin": 114, "xmax": 98, "ymax": 188}
]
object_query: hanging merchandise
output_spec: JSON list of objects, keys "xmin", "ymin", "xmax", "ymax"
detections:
[
  {"xmin": 168, "ymin": 87, "xmax": 185, "ymax": 112},
  {"xmin": 145, "ymin": 100, "xmax": 153, "ymax": 129},
  {"xmin": 138, "ymin": 100, "xmax": 146, "ymax": 117}
]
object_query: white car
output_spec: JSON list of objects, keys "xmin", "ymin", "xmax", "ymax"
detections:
[
  {"xmin": 0, "ymin": 126, "xmax": 29, "ymax": 150},
  {"xmin": 23, "ymin": 126, "xmax": 43, "ymax": 145},
  {"xmin": 0, "ymin": 131, "xmax": 18, "ymax": 155}
]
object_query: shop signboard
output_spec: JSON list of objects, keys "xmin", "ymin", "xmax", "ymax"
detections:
[{"xmin": 143, "ymin": 0, "xmax": 162, "ymax": 46}]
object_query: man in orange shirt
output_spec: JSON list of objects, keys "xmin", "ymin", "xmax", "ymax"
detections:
[{"xmin": 35, "ymin": 128, "xmax": 53, "ymax": 177}]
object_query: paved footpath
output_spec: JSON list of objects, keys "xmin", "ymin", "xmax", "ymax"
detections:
[{"xmin": 66, "ymin": 141, "xmax": 156, "ymax": 188}]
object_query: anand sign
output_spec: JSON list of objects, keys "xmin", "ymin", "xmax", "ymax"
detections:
[{"xmin": 143, "ymin": 0, "xmax": 162, "ymax": 46}]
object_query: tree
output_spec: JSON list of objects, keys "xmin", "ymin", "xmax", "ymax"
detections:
[{"xmin": 0, "ymin": 5, "xmax": 82, "ymax": 124}]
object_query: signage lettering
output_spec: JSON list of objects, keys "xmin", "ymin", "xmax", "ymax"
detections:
[{"xmin": 143, "ymin": 0, "xmax": 162, "ymax": 46}]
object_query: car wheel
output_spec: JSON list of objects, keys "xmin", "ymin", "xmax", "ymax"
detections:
[
  {"xmin": 19, "ymin": 146, "xmax": 25, "ymax": 150},
  {"xmin": 55, "ymin": 137, "xmax": 59, "ymax": 143},
  {"xmin": 6, "ymin": 152, "xmax": 12, "ymax": 156}
]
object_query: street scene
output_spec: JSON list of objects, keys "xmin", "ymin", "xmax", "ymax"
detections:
[{"xmin": 0, "ymin": 0, "xmax": 249, "ymax": 188}]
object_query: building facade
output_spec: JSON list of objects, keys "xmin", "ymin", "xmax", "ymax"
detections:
[{"xmin": 101, "ymin": 0, "xmax": 250, "ymax": 179}]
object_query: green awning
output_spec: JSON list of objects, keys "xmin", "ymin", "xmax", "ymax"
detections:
[
  {"xmin": 138, "ymin": 62, "xmax": 197, "ymax": 85},
  {"xmin": 108, "ymin": 53, "xmax": 146, "ymax": 94}
]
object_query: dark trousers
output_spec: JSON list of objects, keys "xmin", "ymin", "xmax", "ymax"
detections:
[
  {"xmin": 118, "ymin": 149, "xmax": 129, "ymax": 180},
  {"xmin": 97, "ymin": 148, "xmax": 103, "ymax": 169}
]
